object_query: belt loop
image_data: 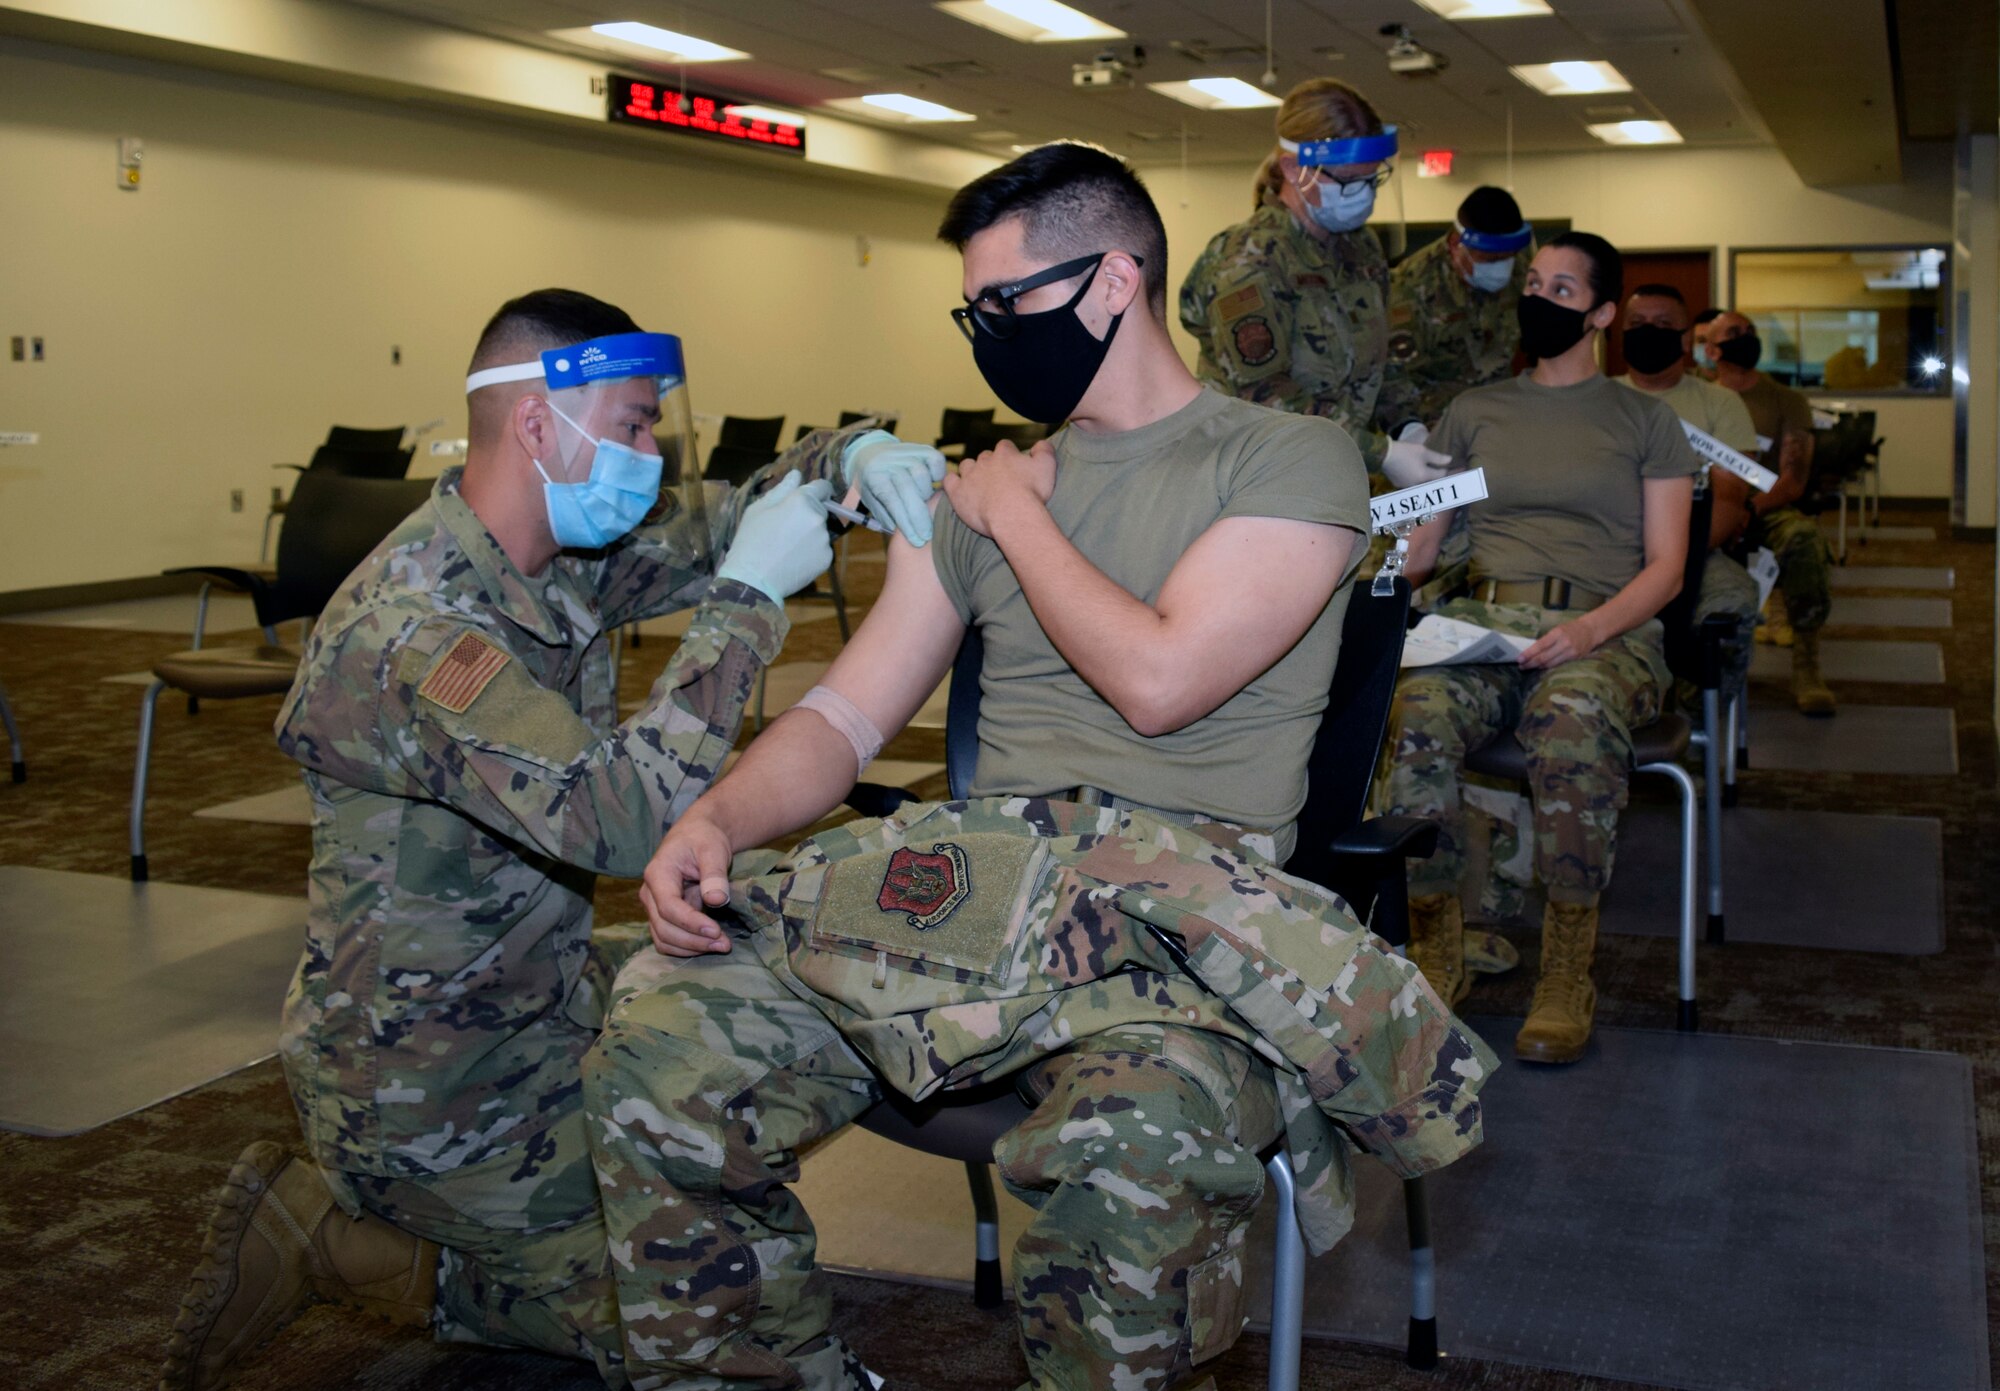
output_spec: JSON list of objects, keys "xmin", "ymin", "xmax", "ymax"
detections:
[{"xmin": 1543, "ymin": 577, "xmax": 1571, "ymax": 611}]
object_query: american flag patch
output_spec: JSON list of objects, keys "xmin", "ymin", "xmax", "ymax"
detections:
[{"xmin": 417, "ymin": 631, "xmax": 510, "ymax": 713}]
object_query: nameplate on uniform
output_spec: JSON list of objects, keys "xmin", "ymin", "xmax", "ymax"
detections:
[
  {"xmin": 1370, "ymin": 468, "xmax": 1489, "ymax": 532},
  {"xmin": 1680, "ymin": 421, "xmax": 1779, "ymax": 493},
  {"xmin": 418, "ymin": 631, "xmax": 511, "ymax": 714}
]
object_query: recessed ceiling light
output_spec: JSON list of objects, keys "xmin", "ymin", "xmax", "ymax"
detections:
[
  {"xmin": 1413, "ymin": 0, "xmax": 1553, "ymax": 18},
  {"xmin": 936, "ymin": 0, "xmax": 1125, "ymax": 43},
  {"xmin": 1587, "ymin": 119, "xmax": 1683, "ymax": 145},
  {"xmin": 1147, "ymin": 77, "xmax": 1282, "ymax": 110},
  {"xmin": 1511, "ymin": 60, "xmax": 1632, "ymax": 96},
  {"xmin": 826, "ymin": 93, "xmax": 979, "ymax": 123},
  {"xmin": 586, "ymin": 22, "xmax": 748, "ymax": 62}
]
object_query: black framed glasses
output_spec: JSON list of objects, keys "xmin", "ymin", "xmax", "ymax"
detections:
[
  {"xmin": 950, "ymin": 251, "xmax": 1143, "ymax": 343},
  {"xmin": 1297, "ymin": 164, "xmax": 1394, "ymax": 195}
]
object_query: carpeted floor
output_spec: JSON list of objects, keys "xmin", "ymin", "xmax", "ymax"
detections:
[{"xmin": 0, "ymin": 509, "xmax": 1994, "ymax": 1390}]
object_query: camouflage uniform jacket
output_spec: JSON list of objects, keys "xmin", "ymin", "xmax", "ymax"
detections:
[
  {"xmin": 1180, "ymin": 203, "xmax": 1393, "ymax": 469},
  {"xmin": 1377, "ymin": 234, "xmax": 1526, "ymax": 433},
  {"xmin": 727, "ymin": 796, "xmax": 1499, "ymax": 1256},
  {"xmin": 275, "ymin": 432, "xmax": 856, "ymax": 1181}
]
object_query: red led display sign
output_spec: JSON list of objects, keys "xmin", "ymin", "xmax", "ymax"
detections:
[{"xmin": 607, "ymin": 75, "xmax": 806, "ymax": 156}]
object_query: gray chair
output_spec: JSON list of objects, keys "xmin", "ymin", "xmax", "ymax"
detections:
[
  {"xmin": 129, "ymin": 472, "xmax": 433, "ymax": 881},
  {"xmin": 841, "ymin": 577, "xmax": 1446, "ymax": 1384},
  {"xmin": 0, "ymin": 675, "xmax": 22, "ymax": 782}
]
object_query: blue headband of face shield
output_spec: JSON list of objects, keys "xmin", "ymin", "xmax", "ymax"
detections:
[
  {"xmin": 1457, "ymin": 220, "xmax": 1534, "ymax": 255},
  {"xmin": 1282, "ymin": 125, "xmax": 1399, "ymax": 168},
  {"xmin": 463, "ymin": 331, "xmax": 685, "ymax": 396}
]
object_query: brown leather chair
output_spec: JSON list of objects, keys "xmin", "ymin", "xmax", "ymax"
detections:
[{"xmin": 129, "ymin": 472, "xmax": 434, "ymax": 881}]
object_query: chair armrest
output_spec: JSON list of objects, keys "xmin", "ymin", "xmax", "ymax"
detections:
[
  {"xmin": 1328, "ymin": 815, "xmax": 1439, "ymax": 865},
  {"xmin": 272, "ymin": 462, "xmax": 307, "ymax": 473},
  {"xmin": 845, "ymin": 782, "xmax": 921, "ymax": 819},
  {"xmin": 164, "ymin": 565, "xmax": 272, "ymax": 595}
]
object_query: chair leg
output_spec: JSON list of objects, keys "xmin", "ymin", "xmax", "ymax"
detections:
[
  {"xmin": 1724, "ymin": 692, "xmax": 1743, "ymax": 799},
  {"xmin": 1403, "ymin": 1175, "xmax": 1438, "ymax": 1370},
  {"xmin": 963, "ymin": 1161, "xmax": 1005, "ymax": 1309},
  {"xmin": 131, "ymin": 680, "xmax": 166, "ymax": 882},
  {"xmin": 1700, "ymin": 687, "xmax": 1726, "ymax": 945},
  {"xmin": 0, "ymin": 678, "xmax": 23, "ymax": 783},
  {"xmin": 1640, "ymin": 759, "xmax": 1700, "ymax": 1032},
  {"xmin": 1262, "ymin": 1152, "xmax": 1304, "ymax": 1391}
]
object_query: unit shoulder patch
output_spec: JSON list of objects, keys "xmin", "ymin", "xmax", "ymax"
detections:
[
  {"xmin": 1387, "ymin": 330, "xmax": 1419, "ymax": 364},
  {"xmin": 877, "ymin": 842, "xmax": 971, "ymax": 931},
  {"xmin": 1232, "ymin": 316, "xmax": 1278, "ymax": 367},
  {"xmin": 417, "ymin": 630, "xmax": 511, "ymax": 714}
]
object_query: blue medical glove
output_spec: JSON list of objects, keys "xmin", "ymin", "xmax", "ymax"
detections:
[
  {"xmin": 715, "ymin": 471, "xmax": 835, "ymax": 602},
  {"xmin": 842, "ymin": 430, "xmax": 948, "ymax": 547}
]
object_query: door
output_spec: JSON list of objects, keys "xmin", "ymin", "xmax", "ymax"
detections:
[{"xmin": 1604, "ymin": 249, "xmax": 1715, "ymax": 377}]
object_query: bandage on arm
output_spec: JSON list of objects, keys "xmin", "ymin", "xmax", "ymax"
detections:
[{"xmin": 796, "ymin": 685, "xmax": 884, "ymax": 774}]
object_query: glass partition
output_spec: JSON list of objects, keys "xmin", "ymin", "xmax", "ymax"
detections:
[{"xmin": 1730, "ymin": 246, "xmax": 1949, "ymax": 395}]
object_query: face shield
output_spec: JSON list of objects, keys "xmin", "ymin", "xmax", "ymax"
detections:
[
  {"xmin": 1280, "ymin": 126, "xmax": 1398, "ymax": 237},
  {"xmin": 465, "ymin": 331, "xmax": 702, "ymax": 554},
  {"xmin": 1456, "ymin": 218, "xmax": 1534, "ymax": 292}
]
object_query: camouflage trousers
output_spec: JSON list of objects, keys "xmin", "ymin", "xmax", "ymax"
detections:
[
  {"xmin": 1379, "ymin": 611, "xmax": 1666, "ymax": 904},
  {"xmin": 584, "ymin": 937, "xmax": 1274, "ymax": 1391},
  {"xmin": 306, "ymin": 921, "xmax": 654, "ymax": 1387},
  {"xmin": 1757, "ymin": 506, "xmax": 1832, "ymax": 633}
]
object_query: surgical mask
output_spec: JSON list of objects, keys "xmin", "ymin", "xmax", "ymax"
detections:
[
  {"xmin": 1467, "ymin": 258, "xmax": 1514, "ymax": 294},
  {"xmin": 1716, "ymin": 333, "xmax": 1763, "ymax": 369},
  {"xmin": 534, "ymin": 402, "xmax": 664, "ymax": 549},
  {"xmin": 1623, "ymin": 323, "xmax": 1687, "ymax": 375},
  {"xmin": 1517, "ymin": 293, "xmax": 1595, "ymax": 361},
  {"xmin": 1306, "ymin": 180, "xmax": 1376, "ymax": 234},
  {"xmin": 970, "ymin": 268, "xmax": 1122, "ymax": 425}
]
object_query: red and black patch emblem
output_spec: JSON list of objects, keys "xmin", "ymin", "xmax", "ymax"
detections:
[
  {"xmin": 877, "ymin": 842, "xmax": 971, "ymax": 931},
  {"xmin": 1387, "ymin": 330, "xmax": 1418, "ymax": 364},
  {"xmin": 1232, "ymin": 316, "xmax": 1277, "ymax": 367}
]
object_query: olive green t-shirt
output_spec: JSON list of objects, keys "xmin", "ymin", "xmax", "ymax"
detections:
[
  {"xmin": 1733, "ymin": 372, "xmax": 1813, "ymax": 447},
  {"xmin": 1614, "ymin": 372, "xmax": 1760, "ymax": 452},
  {"xmin": 931, "ymin": 388, "xmax": 1370, "ymax": 841},
  {"xmin": 1434, "ymin": 371, "xmax": 1699, "ymax": 598}
]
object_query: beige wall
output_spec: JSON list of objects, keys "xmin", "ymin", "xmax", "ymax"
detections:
[
  {"xmin": 0, "ymin": 40, "xmax": 991, "ymax": 593},
  {"xmin": 1145, "ymin": 143, "xmax": 1961, "ymax": 498}
]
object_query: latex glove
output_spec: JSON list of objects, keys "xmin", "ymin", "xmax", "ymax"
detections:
[
  {"xmin": 715, "ymin": 471, "xmax": 835, "ymax": 602},
  {"xmin": 843, "ymin": 430, "xmax": 948, "ymax": 546},
  {"xmin": 1382, "ymin": 424, "xmax": 1453, "ymax": 489}
]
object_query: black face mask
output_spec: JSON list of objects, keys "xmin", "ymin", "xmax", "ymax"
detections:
[
  {"xmin": 970, "ymin": 270, "xmax": 1123, "ymax": 426},
  {"xmin": 1623, "ymin": 323, "xmax": 1687, "ymax": 375},
  {"xmin": 1716, "ymin": 333, "xmax": 1762, "ymax": 369},
  {"xmin": 1516, "ymin": 293, "xmax": 1595, "ymax": 361}
]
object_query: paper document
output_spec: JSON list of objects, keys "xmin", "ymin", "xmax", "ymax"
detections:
[
  {"xmin": 1400, "ymin": 614, "xmax": 1535, "ymax": 668},
  {"xmin": 1747, "ymin": 546, "xmax": 1779, "ymax": 613},
  {"xmin": 1681, "ymin": 421, "xmax": 1779, "ymax": 493}
]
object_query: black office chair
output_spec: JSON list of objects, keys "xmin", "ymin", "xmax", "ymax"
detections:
[
  {"xmin": 703, "ymin": 443, "xmax": 779, "ymax": 488},
  {"xmin": 1659, "ymin": 486, "xmax": 1733, "ymax": 941},
  {"xmin": 323, "ymin": 425, "xmax": 409, "ymax": 453},
  {"xmin": 263, "ymin": 437, "xmax": 417, "ymax": 560},
  {"xmin": 838, "ymin": 410, "xmax": 899, "ymax": 434},
  {"xmin": 958, "ymin": 420, "xmax": 1051, "ymax": 456},
  {"xmin": 130, "ymin": 472, "xmax": 435, "ymax": 881},
  {"xmin": 843, "ymin": 578, "xmax": 1445, "ymax": 1384},
  {"xmin": 935, "ymin": 407, "xmax": 995, "ymax": 453},
  {"xmin": 718, "ymin": 415, "xmax": 786, "ymax": 454}
]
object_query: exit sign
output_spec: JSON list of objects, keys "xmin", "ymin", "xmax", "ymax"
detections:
[{"xmin": 1419, "ymin": 149, "xmax": 1455, "ymax": 178}]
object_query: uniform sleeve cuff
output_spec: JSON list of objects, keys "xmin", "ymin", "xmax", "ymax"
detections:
[{"xmin": 697, "ymin": 579, "xmax": 790, "ymax": 665}]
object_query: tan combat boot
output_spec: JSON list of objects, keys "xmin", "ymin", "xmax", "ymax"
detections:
[
  {"xmin": 1790, "ymin": 630, "xmax": 1837, "ymax": 717},
  {"xmin": 1515, "ymin": 900, "xmax": 1600, "ymax": 1064},
  {"xmin": 1408, "ymin": 892, "xmax": 1470, "ymax": 1007},
  {"xmin": 159, "ymin": 1141, "xmax": 440, "ymax": 1391},
  {"xmin": 1757, "ymin": 590, "xmax": 1795, "ymax": 647}
]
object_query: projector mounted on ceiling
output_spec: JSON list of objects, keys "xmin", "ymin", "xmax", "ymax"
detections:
[
  {"xmin": 1073, "ymin": 46, "xmax": 1145, "ymax": 89},
  {"xmin": 1380, "ymin": 24, "xmax": 1448, "ymax": 77}
]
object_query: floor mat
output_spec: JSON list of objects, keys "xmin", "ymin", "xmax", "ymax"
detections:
[
  {"xmin": 1828, "ymin": 596, "xmax": 1953, "ymax": 628},
  {"xmin": 1749, "ymin": 638, "xmax": 1944, "ymax": 684},
  {"xmin": 1830, "ymin": 564, "xmax": 1955, "ymax": 590},
  {"xmin": 1238, "ymin": 1020, "xmax": 1987, "ymax": 1391},
  {"xmin": 1600, "ymin": 806, "xmax": 1944, "ymax": 953},
  {"xmin": 1745, "ymin": 701, "xmax": 1957, "ymax": 775},
  {"xmin": 0, "ymin": 867, "xmax": 302, "ymax": 1135}
]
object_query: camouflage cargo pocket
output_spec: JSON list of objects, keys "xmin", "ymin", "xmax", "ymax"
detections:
[{"xmin": 1184, "ymin": 1241, "xmax": 1249, "ymax": 1366}]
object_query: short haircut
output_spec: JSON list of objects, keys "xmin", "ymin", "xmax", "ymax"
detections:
[
  {"xmin": 1692, "ymin": 307, "xmax": 1724, "ymax": 327},
  {"xmin": 467, "ymin": 289, "xmax": 641, "ymax": 377},
  {"xmin": 1546, "ymin": 231, "xmax": 1622, "ymax": 309},
  {"xmin": 1457, "ymin": 185, "xmax": 1524, "ymax": 234},
  {"xmin": 1629, "ymin": 282, "xmax": 1685, "ymax": 305},
  {"xmin": 937, "ymin": 142, "xmax": 1169, "ymax": 319}
]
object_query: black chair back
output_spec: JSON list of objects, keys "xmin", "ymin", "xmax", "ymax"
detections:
[
  {"xmin": 1659, "ymin": 487, "xmax": 1716, "ymax": 685},
  {"xmin": 263, "ymin": 472, "xmax": 433, "ymax": 628},
  {"xmin": 960, "ymin": 420, "xmax": 1050, "ymax": 456},
  {"xmin": 307, "ymin": 443, "xmax": 416, "ymax": 479},
  {"xmin": 937, "ymin": 407, "xmax": 996, "ymax": 448},
  {"xmin": 324, "ymin": 425, "xmax": 407, "ymax": 452},
  {"xmin": 795, "ymin": 423, "xmax": 825, "ymax": 442},
  {"xmin": 1285, "ymin": 578, "xmax": 1412, "ymax": 889},
  {"xmin": 704, "ymin": 443, "xmax": 778, "ymax": 487},
  {"xmin": 719, "ymin": 415, "xmax": 785, "ymax": 453},
  {"xmin": 839, "ymin": 410, "xmax": 900, "ymax": 434}
]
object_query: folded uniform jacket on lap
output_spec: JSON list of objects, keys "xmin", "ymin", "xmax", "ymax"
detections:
[{"xmin": 722, "ymin": 796, "xmax": 1499, "ymax": 1254}]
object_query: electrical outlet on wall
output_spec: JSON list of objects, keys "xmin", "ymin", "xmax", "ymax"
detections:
[{"xmin": 230, "ymin": 489, "xmax": 244, "ymax": 513}]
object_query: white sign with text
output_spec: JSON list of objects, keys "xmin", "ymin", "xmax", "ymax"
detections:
[
  {"xmin": 1370, "ymin": 467, "xmax": 1489, "ymax": 533},
  {"xmin": 1681, "ymin": 421, "xmax": 1779, "ymax": 493}
]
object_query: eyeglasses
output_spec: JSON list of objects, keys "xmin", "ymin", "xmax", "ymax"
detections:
[
  {"xmin": 951, "ymin": 251, "xmax": 1143, "ymax": 343},
  {"xmin": 1296, "ymin": 164, "xmax": 1394, "ymax": 195}
]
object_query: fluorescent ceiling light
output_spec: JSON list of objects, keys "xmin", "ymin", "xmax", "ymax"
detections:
[
  {"xmin": 1147, "ymin": 77, "xmax": 1282, "ymax": 110},
  {"xmin": 936, "ymin": 0, "xmax": 1125, "ymax": 42},
  {"xmin": 1587, "ymin": 119, "xmax": 1683, "ymax": 145},
  {"xmin": 587, "ymin": 22, "xmax": 747, "ymax": 62},
  {"xmin": 834, "ymin": 92, "xmax": 977, "ymax": 122},
  {"xmin": 1413, "ymin": 0, "xmax": 1553, "ymax": 17},
  {"xmin": 723, "ymin": 105, "xmax": 807, "ymax": 128},
  {"xmin": 1511, "ymin": 60, "xmax": 1631, "ymax": 96}
]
